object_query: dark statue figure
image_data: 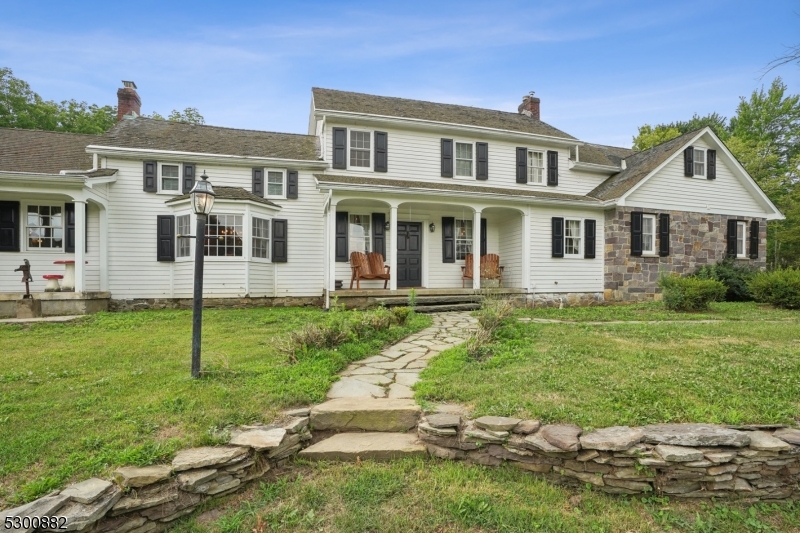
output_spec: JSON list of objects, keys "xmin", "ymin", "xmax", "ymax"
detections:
[{"xmin": 14, "ymin": 259, "xmax": 33, "ymax": 298}]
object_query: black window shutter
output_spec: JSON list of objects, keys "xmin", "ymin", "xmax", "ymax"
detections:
[
  {"xmin": 287, "ymin": 170, "xmax": 299, "ymax": 199},
  {"xmin": 143, "ymin": 161, "xmax": 157, "ymax": 192},
  {"xmin": 726, "ymin": 219, "xmax": 738, "ymax": 258},
  {"xmin": 252, "ymin": 168, "xmax": 264, "ymax": 197},
  {"xmin": 333, "ymin": 127, "xmax": 347, "ymax": 170},
  {"xmin": 182, "ymin": 163, "xmax": 196, "ymax": 194},
  {"xmin": 480, "ymin": 218, "xmax": 487, "ymax": 256},
  {"xmin": 0, "ymin": 201, "xmax": 20, "ymax": 252},
  {"xmin": 749, "ymin": 220, "xmax": 759, "ymax": 259},
  {"xmin": 335, "ymin": 211, "xmax": 349, "ymax": 262},
  {"xmin": 707, "ymin": 149, "xmax": 716, "ymax": 180},
  {"xmin": 372, "ymin": 213, "xmax": 386, "ymax": 259},
  {"xmin": 375, "ymin": 131, "xmax": 388, "ymax": 172},
  {"xmin": 272, "ymin": 219, "xmax": 288, "ymax": 262},
  {"xmin": 441, "ymin": 139, "xmax": 453, "ymax": 177},
  {"xmin": 584, "ymin": 219, "xmax": 596, "ymax": 259},
  {"xmin": 156, "ymin": 215, "xmax": 175, "ymax": 262},
  {"xmin": 442, "ymin": 216, "xmax": 455, "ymax": 263},
  {"xmin": 552, "ymin": 217, "xmax": 564, "ymax": 258},
  {"xmin": 65, "ymin": 203, "xmax": 76, "ymax": 253},
  {"xmin": 516, "ymin": 147, "xmax": 527, "ymax": 183},
  {"xmin": 658, "ymin": 213, "xmax": 670, "ymax": 257},
  {"xmin": 476, "ymin": 142, "xmax": 488, "ymax": 180},
  {"xmin": 684, "ymin": 147, "xmax": 694, "ymax": 177},
  {"xmin": 631, "ymin": 211, "xmax": 643, "ymax": 256},
  {"xmin": 547, "ymin": 150, "xmax": 558, "ymax": 186}
]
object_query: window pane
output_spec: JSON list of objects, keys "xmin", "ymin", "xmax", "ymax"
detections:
[
  {"xmin": 456, "ymin": 143, "xmax": 472, "ymax": 159},
  {"xmin": 162, "ymin": 165, "xmax": 179, "ymax": 177},
  {"xmin": 162, "ymin": 178, "xmax": 179, "ymax": 190},
  {"xmin": 694, "ymin": 150, "xmax": 705, "ymax": 175},
  {"xmin": 455, "ymin": 219, "xmax": 473, "ymax": 260},
  {"xmin": 349, "ymin": 214, "xmax": 371, "ymax": 253},
  {"xmin": 205, "ymin": 214, "xmax": 243, "ymax": 257}
]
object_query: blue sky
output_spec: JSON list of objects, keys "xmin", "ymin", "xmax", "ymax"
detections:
[{"xmin": 1, "ymin": 0, "xmax": 798, "ymax": 147}]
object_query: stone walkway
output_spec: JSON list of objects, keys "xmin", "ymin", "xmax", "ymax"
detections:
[{"xmin": 327, "ymin": 312, "xmax": 478, "ymax": 400}]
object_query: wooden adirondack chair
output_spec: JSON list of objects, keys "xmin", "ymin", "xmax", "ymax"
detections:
[
  {"xmin": 461, "ymin": 254, "xmax": 504, "ymax": 288},
  {"xmin": 349, "ymin": 251, "xmax": 391, "ymax": 290}
]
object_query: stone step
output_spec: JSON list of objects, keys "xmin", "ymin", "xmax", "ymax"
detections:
[
  {"xmin": 374, "ymin": 295, "xmax": 483, "ymax": 306},
  {"xmin": 413, "ymin": 303, "xmax": 481, "ymax": 313},
  {"xmin": 310, "ymin": 398, "xmax": 421, "ymax": 432},
  {"xmin": 298, "ymin": 432, "xmax": 426, "ymax": 461}
]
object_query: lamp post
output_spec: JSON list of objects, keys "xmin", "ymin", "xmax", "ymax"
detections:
[{"xmin": 190, "ymin": 173, "xmax": 216, "ymax": 378}]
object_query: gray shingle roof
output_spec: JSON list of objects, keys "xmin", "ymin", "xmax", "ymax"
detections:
[
  {"xmin": 312, "ymin": 88, "xmax": 577, "ymax": 140},
  {"xmin": 94, "ymin": 117, "xmax": 321, "ymax": 161},
  {"xmin": 588, "ymin": 130, "xmax": 701, "ymax": 201},
  {"xmin": 315, "ymin": 174, "xmax": 599, "ymax": 203},
  {"xmin": 165, "ymin": 186, "xmax": 281, "ymax": 208},
  {"xmin": 0, "ymin": 128, "xmax": 96, "ymax": 173},
  {"xmin": 579, "ymin": 143, "xmax": 637, "ymax": 167}
]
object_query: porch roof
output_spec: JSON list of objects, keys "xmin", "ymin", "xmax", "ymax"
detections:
[
  {"xmin": 165, "ymin": 186, "xmax": 281, "ymax": 208},
  {"xmin": 315, "ymin": 174, "xmax": 601, "ymax": 204}
]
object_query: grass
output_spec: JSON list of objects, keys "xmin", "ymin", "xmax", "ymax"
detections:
[
  {"xmin": 0, "ymin": 307, "xmax": 431, "ymax": 507},
  {"xmin": 171, "ymin": 459, "xmax": 800, "ymax": 533},
  {"xmin": 416, "ymin": 302, "xmax": 800, "ymax": 428}
]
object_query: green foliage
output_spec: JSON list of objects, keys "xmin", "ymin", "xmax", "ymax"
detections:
[
  {"xmin": 465, "ymin": 296, "xmax": 515, "ymax": 360},
  {"xmin": 658, "ymin": 275, "xmax": 726, "ymax": 311},
  {"xmin": 147, "ymin": 107, "xmax": 205, "ymax": 125},
  {"xmin": 407, "ymin": 287, "xmax": 417, "ymax": 309},
  {"xmin": 632, "ymin": 113, "xmax": 729, "ymax": 150},
  {"xmin": 391, "ymin": 306, "xmax": 412, "ymax": 324},
  {"xmin": 692, "ymin": 258, "xmax": 758, "ymax": 301},
  {"xmin": 749, "ymin": 268, "xmax": 800, "ymax": 309},
  {"xmin": 631, "ymin": 124, "xmax": 682, "ymax": 151}
]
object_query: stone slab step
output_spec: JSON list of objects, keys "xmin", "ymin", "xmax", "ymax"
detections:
[
  {"xmin": 374, "ymin": 295, "xmax": 483, "ymax": 306},
  {"xmin": 310, "ymin": 398, "xmax": 421, "ymax": 432},
  {"xmin": 413, "ymin": 303, "xmax": 481, "ymax": 313},
  {"xmin": 298, "ymin": 432, "xmax": 426, "ymax": 461}
]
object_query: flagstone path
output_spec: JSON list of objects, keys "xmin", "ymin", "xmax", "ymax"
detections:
[{"xmin": 326, "ymin": 311, "xmax": 478, "ymax": 400}]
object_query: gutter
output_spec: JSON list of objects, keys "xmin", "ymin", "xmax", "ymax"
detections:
[
  {"xmin": 86, "ymin": 145, "xmax": 329, "ymax": 169},
  {"xmin": 569, "ymin": 161, "xmax": 621, "ymax": 174}
]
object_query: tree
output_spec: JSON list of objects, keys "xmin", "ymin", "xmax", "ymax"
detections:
[
  {"xmin": 632, "ymin": 113, "xmax": 729, "ymax": 150},
  {"xmin": 146, "ymin": 107, "xmax": 205, "ymax": 125},
  {"xmin": 632, "ymin": 125, "xmax": 682, "ymax": 151}
]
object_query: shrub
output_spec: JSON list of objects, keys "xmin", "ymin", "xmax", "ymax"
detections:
[
  {"xmin": 658, "ymin": 275, "xmax": 726, "ymax": 312},
  {"xmin": 748, "ymin": 269, "xmax": 800, "ymax": 309},
  {"xmin": 465, "ymin": 295, "xmax": 515, "ymax": 360},
  {"xmin": 693, "ymin": 258, "xmax": 757, "ymax": 301},
  {"xmin": 391, "ymin": 306, "xmax": 412, "ymax": 324}
]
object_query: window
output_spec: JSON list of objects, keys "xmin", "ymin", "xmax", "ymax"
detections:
[
  {"xmin": 27, "ymin": 205, "xmax": 62, "ymax": 249},
  {"xmin": 177, "ymin": 214, "xmax": 191, "ymax": 258},
  {"xmin": 161, "ymin": 164, "xmax": 180, "ymax": 191},
  {"xmin": 350, "ymin": 131, "xmax": 371, "ymax": 168},
  {"xmin": 455, "ymin": 143, "xmax": 473, "ymax": 177},
  {"xmin": 348, "ymin": 214, "xmax": 371, "ymax": 254},
  {"xmin": 252, "ymin": 217, "xmax": 271, "ymax": 259},
  {"xmin": 455, "ymin": 219, "xmax": 473, "ymax": 260},
  {"xmin": 528, "ymin": 150, "xmax": 544, "ymax": 184},
  {"xmin": 642, "ymin": 214, "xmax": 656, "ymax": 255},
  {"xmin": 204, "ymin": 214, "xmax": 243, "ymax": 257},
  {"xmin": 737, "ymin": 221, "xmax": 747, "ymax": 258},
  {"xmin": 693, "ymin": 149, "xmax": 705, "ymax": 177},
  {"xmin": 267, "ymin": 170, "xmax": 284, "ymax": 197},
  {"xmin": 564, "ymin": 219, "xmax": 582, "ymax": 256}
]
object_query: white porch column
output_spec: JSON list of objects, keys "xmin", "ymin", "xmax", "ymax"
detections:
[
  {"xmin": 473, "ymin": 209, "xmax": 481, "ymax": 290},
  {"xmin": 522, "ymin": 209, "xmax": 531, "ymax": 291},
  {"xmin": 328, "ymin": 203, "xmax": 337, "ymax": 292},
  {"xmin": 99, "ymin": 205, "xmax": 109, "ymax": 292},
  {"xmin": 74, "ymin": 200, "xmax": 86, "ymax": 293},
  {"xmin": 389, "ymin": 205, "xmax": 398, "ymax": 291}
]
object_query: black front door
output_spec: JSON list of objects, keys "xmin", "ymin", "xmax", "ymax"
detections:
[{"xmin": 397, "ymin": 222, "xmax": 422, "ymax": 288}]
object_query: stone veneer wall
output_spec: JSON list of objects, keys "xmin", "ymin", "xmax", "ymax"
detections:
[
  {"xmin": 604, "ymin": 208, "xmax": 767, "ymax": 301},
  {"xmin": 109, "ymin": 296, "xmax": 322, "ymax": 313}
]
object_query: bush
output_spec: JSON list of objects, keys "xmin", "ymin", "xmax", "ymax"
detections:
[
  {"xmin": 391, "ymin": 306, "xmax": 412, "ymax": 324},
  {"xmin": 748, "ymin": 269, "xmax": 800, "ymax": 309},
  {"xmin": 658, "ymin": 275, "xmax": 726, "ymax": 312},
  {"xmin": 693, "ymin": 258, "xmax": 757, "ymax": 301},
  {"xmin": 465, "ymin": 296, "xmax": 515, "ymax": 360}
]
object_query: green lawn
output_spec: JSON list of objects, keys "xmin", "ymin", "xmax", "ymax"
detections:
[
  {"xmin": 416, "ymin": 302, "xmax": 800, "ymax": 428},
  {"xmin": 0, "ymin": 308, "xmax": 431, "ymax": 507},
  {"xmin": 172, "ymin": 459, "xmax": 800, "ymax": 533}
]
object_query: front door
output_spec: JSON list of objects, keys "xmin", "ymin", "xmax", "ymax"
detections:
[{"xmin": 397, "ymin": 222, "xmax": 422, "ymax": 288}]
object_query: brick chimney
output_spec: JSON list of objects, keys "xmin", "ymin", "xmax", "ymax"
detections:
[
  {"xmin": 117, "ymin": 81, "xmax": 141, "ymax": 121},
  {"xmin": 518, "ymin": 92, "xmax": 540, "ymax": 121}
]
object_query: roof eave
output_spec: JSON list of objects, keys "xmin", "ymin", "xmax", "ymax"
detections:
[
  {"xmin": 86, "ymin": 145, "xmax": 328, "ymax": 169},
  {"xmin": 569, "ymin": 161, "xmax": 621, "ymax": 174},
  {"xmin": 0, "ymin": 171, "xmax": 86, "ymax": 187}
]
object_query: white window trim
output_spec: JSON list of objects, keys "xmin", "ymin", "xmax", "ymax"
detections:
[
  {"xmin": 564, "ymin": 217, "xmax": 583, "ymax": 258},
  {"xmin": 691, "ymin": 148, "xmax": 706, "ymax": 179},
  {"xmin": 347, "ymin": 213, "xmax": 372, "ymax": 256},
  {"xmin": 348, "ymin": 129, "xmax": 373, "ymax": 171},
  {"xmin": 454, "ymin": 141, "xmax": 474, "ymax": 180},
  {"xmin": 251, "ymin": 215, "xmax": 272, "ymax": 263},
  {"xmin": 175, "ymin": 212, "xmax": 193, "ymax": 261},
  {"xmin": 454, "ymin": 218, "xmax": 473, "ymax": 261},
  {"xmin": 642, "ymin": 214, "xmax": 657, "ymax": 256},
  {"xmin": 158, "ymin": 162, "xmax": 182, "ymax": 194},
  {"xmin": 23, "ymin": 201, "xmax": 66, "ymax": 253},
  {"xmin": 737, "ymin": 220, "xmax": 747, "ymax": 259},
  {"xmin": 527, "ymin": 149, "xmax": 545, "ymax": 186},
  {"xmin": 265, "ymin": 168, "xmax": 287, "ymax": 200}
]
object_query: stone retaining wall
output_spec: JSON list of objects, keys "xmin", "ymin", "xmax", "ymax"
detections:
[
  {"xmin": 527, "ymin": 292, "xmax": 604, "ymax": 308},
  {"xmin": 419, "ymin": 415, "xmax": 800, "ymax": 500},
  {"xmin": 108, "ymin": 296, "xmax": 322, "ymax": 313}
]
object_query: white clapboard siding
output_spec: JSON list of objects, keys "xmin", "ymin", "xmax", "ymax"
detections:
[
  {"xmin": 324, "ymin": 122, "xmax": 610, "ymax": 197},
  {"xmin": 496, "ymin": 212, "xmax": 523, "ymax": 288},
  {"xmin": 249, "ymin": 261, "xmax": 275, "ymax": 297},
  {"xmin": 529, "ymin": 205, "xmax": 605, "ymax": 293},
  {"xmin": 626, "ymin": 138, "xmax": 764, "ymax": 216}
]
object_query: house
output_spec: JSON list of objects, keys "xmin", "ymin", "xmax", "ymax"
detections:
[{"xmin": 0, "ymin": 82, "xmax": 783, "ymax": 316}]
